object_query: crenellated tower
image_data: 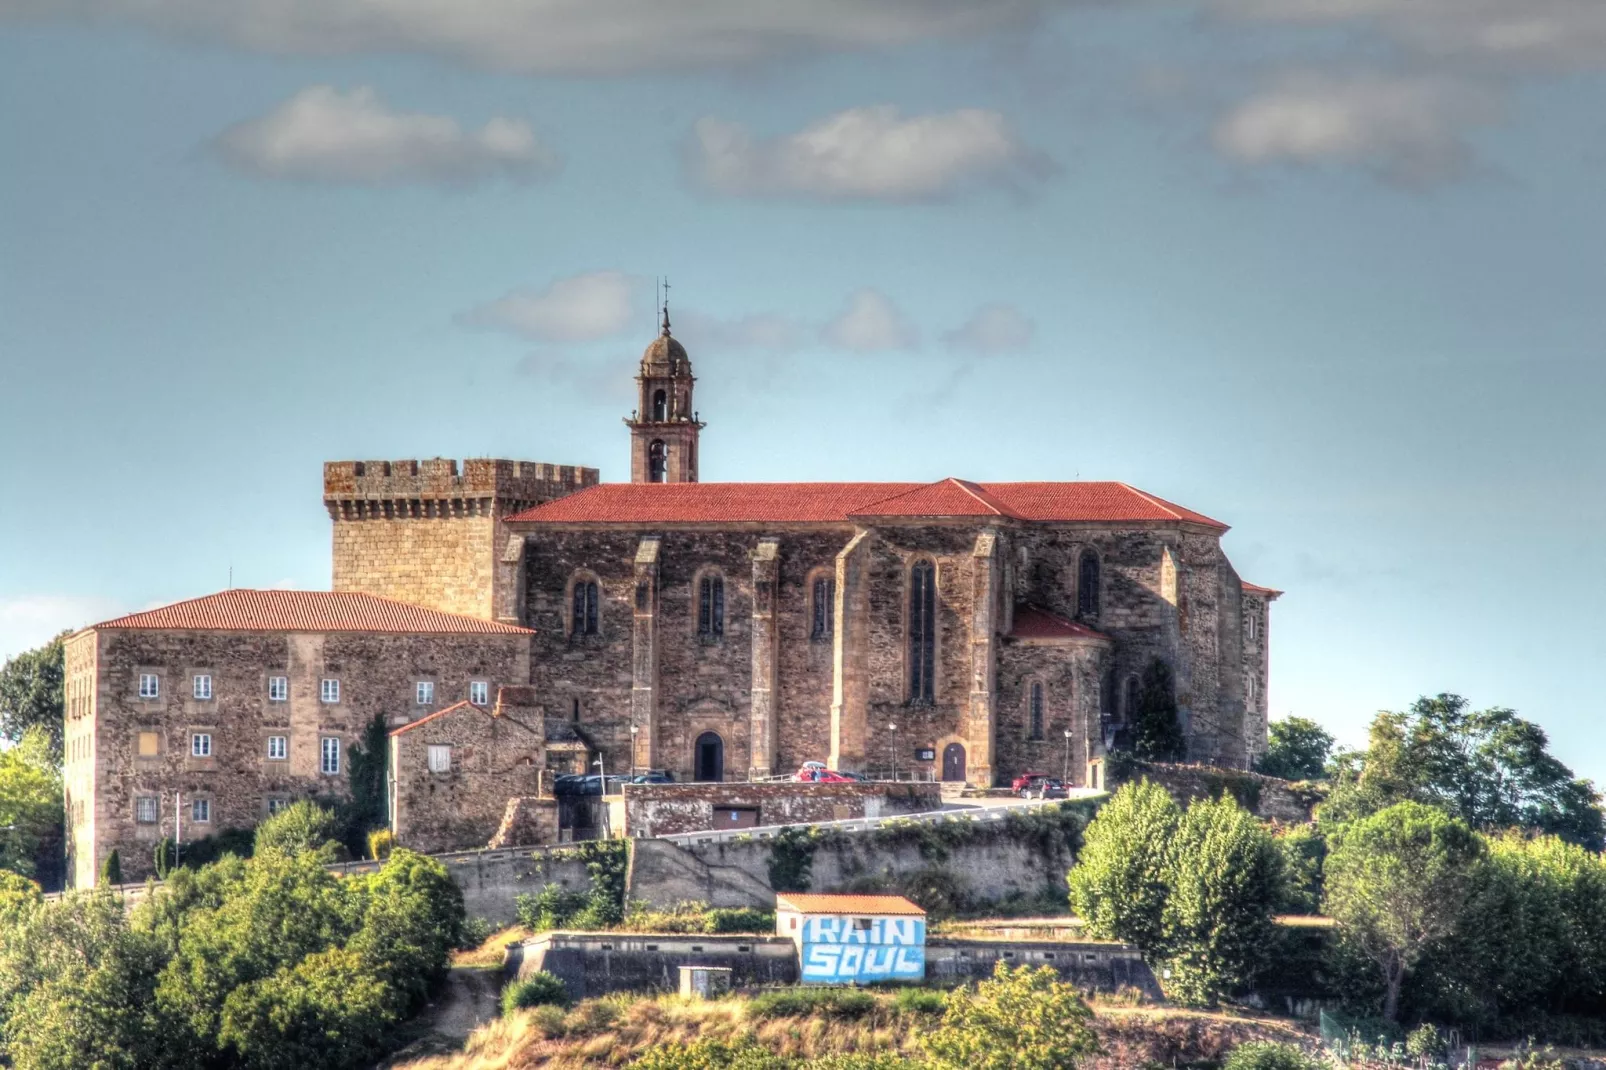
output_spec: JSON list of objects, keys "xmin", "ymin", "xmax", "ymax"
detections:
[{"xmin": 624, "ymin": 303, "xmax": 703, "ymax": 483}]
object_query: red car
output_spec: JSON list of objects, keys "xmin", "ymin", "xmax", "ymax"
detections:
[
  {"xmin": 1011, "ymin": 771, "xmax": 1052, "ymax": 795},
  {"xmin": 795, "ymin": 767, "xmax": 855, "ymax": 783}
]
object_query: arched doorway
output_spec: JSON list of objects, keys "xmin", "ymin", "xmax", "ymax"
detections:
[
  {"xmin": 941, "ymin": 743, "xmax": 966, "ymax": 783},
  {"xmin": 694, "ymin": 732, "xmax": 725, "ymax": 782}
]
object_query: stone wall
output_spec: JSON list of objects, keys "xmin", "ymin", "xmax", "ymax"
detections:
[
  {"xmin": 325, "ymin": 457, "xmax": 596, "ymax": 619},
  {"xmin": 70, "ymin": 627, "xmax": 530, "ymax": 887},
  {"xmin": 1120, "ymin": 761, "xmax": 1316, "ymax": 824},
  {"xmin": 621, "ymin": 781, "xmax": 943, "ymax": 837}
]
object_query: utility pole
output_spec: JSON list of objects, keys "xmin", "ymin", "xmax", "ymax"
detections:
[
  {"xmin": 1062, "ymin": 729, "xmax": 1073, "ymax": 783},
  {"xmin": 888, "ymin": 722, "xmax": 897, "ymax": 782}
]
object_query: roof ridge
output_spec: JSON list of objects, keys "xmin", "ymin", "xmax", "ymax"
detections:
[
  {"xmin": 389, "ymin": 700, "xmax": 477, "ymax": 736},
  {"xmin": 1114, "ymin": 482, "xmax": 1185, "ymax": 522},
  {"xmin": 948, "ymin": 478, "xmax": 1017, "ymax": 518}
]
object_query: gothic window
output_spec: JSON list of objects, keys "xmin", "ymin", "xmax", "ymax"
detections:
[
  {"xmin": 1028, "ymin": 681, "xmax": 1045, "ymax": 741},
  {"xmin": 1124, "ymin": 675, "xmax": 1141, "ymax": 721},
  {"xmin": 571, "ymin": 579, "xmax": 599, "ymax": 637},
  {"xmin": 811, "ymin": 576, "xmax": 835, "ymax": 639},
  {"xmin": 1078, "ymin": 550, "xmax": 1101, "ymax": 619},
  {"xmin": 698, "ymin": 574, "xmax": 725, "ymax": 638},
  {"xmin": 648, "ymin": 440, "xmax": 667, "ymax": 483},
  {"xmin": 908, "ymin": 560, "xmax": 936, "ymax": 704},
  {"xmin": 652, "ymin": 389, "xmax": 667, "ymax": 421}
]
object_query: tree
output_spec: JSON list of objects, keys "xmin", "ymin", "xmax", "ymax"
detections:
[
  {"xmin": 1320, "ymin": 695, "xmax": 1604, "ymax": 850},
  {"xmin": 1255, "ymin": 717, "xmax": 1335, "ymax": 781},
  {"xmin": 1068, "ymin": 779, "xmax": 1180, "ymax": 954},
  {"xmin": 1160, "ymin": 794, "xmax": 1285, "ymax": 1006},
  {"xmin": 924, "ymin": 961, "xmax": 1099, "ymax": 1070},
  {"xmin": 0, "ymin": 728, "xmax": 65, "ymax": 883},
  {"xmin": 99, "ymin": 850, "xmax": 122, "ymax": 887},
  {"xmin": 341, "ymin": 714, "xmax": 389, "ymax": 856},
  {"xmin": 0, "ymin": 633, "xmax": 67, "ymax": 760},
  {"xmin": 1131, "ymin": 658, "xmax": 1185, "ymax": 761},
  {"xmin": 253, "ymin": 801, "xmax": 340, "ymax": 859},
  {"xmin": 1323, "ymin": 801, "xmax": 1483, "ymax": 1021},
  {"xmin": 217, "ymin": 948, "xmax": 392, "ymax": 1070}
]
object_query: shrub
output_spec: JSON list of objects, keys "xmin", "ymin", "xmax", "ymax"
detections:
[
  {"xmin": 632, "ymin": 1038, "xmax": 792, "ymax": 1070},
  {"xmin": 99, "ymin": 850, "xmax": 122, "ymax": 886},
  {"xmin": 1221, "ymin": 1041, "xmax": 1324, "ymax": 1070},
  {"xmin": 528, "ymin": 1002, "xmax": 568, "ymax": 1038},
  {"xmin": 253, "ymin": 801, "xmax": 340, "ymax": 858},
  {"xmin": 747, "ymin": 987, "xmax": 876, "ymax": 1021},
  {"xmin": 893, "ymin": 986, "xmax": 947, "ymax": 1016},
  {"xmin": 153, "ymin": 838, "xmax": 175, "ymax": 879},
  {"xmin": 565, "ymin": 996, "xmax": 622, "ymax": 1035},
  {"xmin": 767, "ymin": 827, "xmax": 818, "ymax": 892},
  {"xmin": 457, "ymin": 916, "xmax": 495, "ymax": 950},
  {"xmin": 924, "ymin": 962, "xmax": 1099, "ymax": 1070},
  {"xmin": 500, "ymin": 971, "xmax": 570, "ymax": 1016},
  {"xmin": 366, "ymin": 829, "xmax": 393, "ymax": 861},
  {"xmin": 516, "ymin": 884, "xmax": 590, "ymax": 931},
  {"xmin": 707, "ymin": 907, "xmax": 775, "ymax": 934}
]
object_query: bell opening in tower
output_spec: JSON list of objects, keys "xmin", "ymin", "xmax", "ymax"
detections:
[
  {"xmin": 652, "ymin": 388, "xmax": 667, "ymax": 422},
  {"xmin": 648, "ymin": 440, "xmax": 667, "ymax": 483}
]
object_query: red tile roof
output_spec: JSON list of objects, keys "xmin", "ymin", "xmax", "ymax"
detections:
[
  {"xmin": 508, "ymin": 480, "xmax": 1226, "ymax": 529},
  {"xmin": 90, "ymin": 590, "xmax": 534, "ymax": 635},
  {"xmin": 1008, "ymin": 605, "xmax": 1112, "ymax": 643},
  {"xmin": 1241, "ymin": 581, "xmax": 1284, "ymax": 598},
  {"xmin": 775, "ymin": 893, "xmax": 927, "ymax": 916},
  {"xmin": 389, "ymin": 700, "xmax": 476, "ymax": 737}
]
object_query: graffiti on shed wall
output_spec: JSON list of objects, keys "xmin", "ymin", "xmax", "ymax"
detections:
[{"xmin": 800, "ymin": 915, "xmax": 926, "ymax": 983}]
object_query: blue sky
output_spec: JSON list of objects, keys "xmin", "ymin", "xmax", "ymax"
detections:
[{"xmin": 3, "ymin": 1, "xmax": 1604, "ymax": 781}]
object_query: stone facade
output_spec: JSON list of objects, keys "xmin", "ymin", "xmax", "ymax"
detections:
[
  {"xmin": 1239, "ymin": 583, "xmax": 1281, "ymax": 767},
  {"xmin": 389, "ymin": 688, "xmax": 550, "ymax": 855},
  {"xmin": 621, "ymin": 780, "xmax": 943, "ymax": 838},
  {"xmin": 63, "ymin": 592, "xmax": 532, "ymax": 887},
  {"xmin": 325, "ymin": 458, "xmax": 597, "ymax": 620}
]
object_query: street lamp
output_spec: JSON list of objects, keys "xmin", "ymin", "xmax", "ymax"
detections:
[
  {"xmin": 1062, "ymin": 728, "xmax": 1073, "ymax": 783},
  {"xmin": 594, "ymin": 755, "xmax": 611, "ymax": 838},
  {"xmin": 629, "ymin": 724, "xmax": 639, "ymax": 779},
  {"xmin": 888, "ymin": 722, "xmax": 898, "ymax": 782}
]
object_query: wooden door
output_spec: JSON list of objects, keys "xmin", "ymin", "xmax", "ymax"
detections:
[{"xmin": 942, "ymin": 743, "xmax": 966, "ymax": 782}]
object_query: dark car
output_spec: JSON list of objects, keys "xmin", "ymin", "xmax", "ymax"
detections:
[
  {"xmin": 1022, "ymin": 777, "xmax": 1068, "ymax": 800},
  {"xmin": 629, "ymin": 770, "xmax": 675, "ymax": 784}
]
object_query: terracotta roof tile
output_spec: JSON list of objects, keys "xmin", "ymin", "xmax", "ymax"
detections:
[
  {"xmin": 1241, "ymin": 581, "xmax": 1284, "ymax": 598},
  {"xmin": 775, "ymin": 893, "xmax": 926, "ymax": 916},
  {"xmin": 1008, "ymin": 605, "xmax": 1112, "ymax": 643},
  {"xmin": 91, "ymin": 590, "xmax": 534, "ymax": 635},
  {"xmin": 389, "ymin": 700, "xmax": 477, "ymax": 737},
  {"xmin": 509, "ymin": 480, "xmax": 1226, "ymax": 529}
]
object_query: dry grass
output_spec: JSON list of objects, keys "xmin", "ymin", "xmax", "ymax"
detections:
[{"xmin": 450, "ymin": 926, "xmax": 535, "ymax": 969}]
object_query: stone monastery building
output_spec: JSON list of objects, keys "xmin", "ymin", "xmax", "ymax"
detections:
[{"xmin": 63, "ymin": 307, "xmax": 1279, "ymax": 886}]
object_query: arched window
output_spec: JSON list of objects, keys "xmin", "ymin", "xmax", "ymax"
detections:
[
  {"xmin": 652, "ymin": 389, "xmax": 667, "ymax": 421},
  {"xmin": 571, "ymin": 697, "xmax": 581, "ymax": 723},
  {"xmin": 571, "ymin": 579, "xmax": 599, "ymax": 637},
  {"xmin": 648, "ymin": 440, "xmax": 667, "ymax": 483},
  {"xmin": 908, "ymin": 560, "xmax": 936, "ymax": 704},
  {"xmin": 811, "ymin": 575, "xmax": 835, "ymax": 639},
  {"xmin": 1078, "ymin": 550, "xmax": 1101, "ymax": 619},
  {"xmin": 1028, "ymin": 681, "xmax": 1045, "ymax": 741},
  {"xmin": 1124, "ymin": 675, "xmax": 1141, "ymax": 721},
  {"xmin": 698, "ymin": 574, "xmax": 724, "ymax": 638}
]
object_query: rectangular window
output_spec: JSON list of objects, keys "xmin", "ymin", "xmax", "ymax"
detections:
[
  {"xmin": 427, "ymin": 744, "xmax": 452, "ymax": 773},
  {"xmin": 138, "ymin": 673, "xmax": 159, "ymax": 699},
  {"xmin": 192, "ymin": 674, "xmax": 213, "ymax": 700},
  {"xmin": 320, "ymin": 737, "xmax": 340, "ymax": 775},
  {"xmin": 698, "ymin": 576, "xmax": 725, "ymax": 638},
  {"xmin": 266, "ymin": 797, "xmax": 288, "ymax": 815},
  {"xmin": 267, "ymin": 676, "xmax": 288, "ymax": 702},
  {"xmin": 320, "ymin": 678, "xmax": 340, "ymax": 704},
  {"xmin": 416, "ymin": 681, "xmax": 434, "ymax": 705},
  {"xmin": 137, "ymin": 730, "xmax": 160, "ymax": 757},
  {"xmin": 190, "ymin": 798, "xmax": 211, "ymax": 824},
  {"xmin": 469, "ymin": 681, "xmax": 489, "ymax": 707},
  {"xmin": 191, "ymin": 733, "xmax": 212, "ymax": 758},
  {"xmin": 267, "ymin": 735, "xmax": 287, "ymax": 761},
  {"xmin": 135, "ymin": 796, "xmax": 158, "ymax": 824}
]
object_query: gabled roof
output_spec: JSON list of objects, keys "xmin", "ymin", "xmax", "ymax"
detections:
[
  {"xmin": 775, "ymin": 893, "xmax": 926, "ymax": 916},
  {"xmin": 507, "ymin": 480, "xmax": 1226, "ymax": 529},
  {"xmin": 1241, "ymin": 581, "xmax": 1284, "ymax": 599},
  {"xmin": 389, "ymin": 700, "xmax": 475, "ymax": 737},
  {"xmin": 90, "ymin": 590, "xmax": 534, "ymax": 635},
  {"xmin": 1008, "ymin": 605, "xmax": 1112, "ymax": 643}
]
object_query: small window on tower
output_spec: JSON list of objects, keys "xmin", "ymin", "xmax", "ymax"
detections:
[
  {"xmin": 572, "ymin": 580, "xmax": 599, "ymax": 637},
  {"xmin": 698, "ymin": 575, "xmax": 724, "ymax": 638}
]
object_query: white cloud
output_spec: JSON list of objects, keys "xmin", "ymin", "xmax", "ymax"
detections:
[
  {"xmin": 942, "ymin": 303, "xmax": 1034, "ymax": 355},
  {"xmin": 0, "ymin": 596, "xmax": 124, "ymax": 662},
  {"xmin": 1212, "ymin": 0, "xmax": 1606, "ymax": 73},
  {"xmin": 822, "ymin": 289, "xmax": 919, "ymax": 352},
  {"xmin": 213, "ymin": 86, "xmax": 558, "ymax": 187},
  {"xmin": 462, "ymin": 272, "xmax": 644, "ymax": 343},
  {"xmin": 672, "ymin": 309, "xmax": 808, "ymax": 355},
  {"xmin": 0, "ymin": 1, "xmax": 1064, "ymax": 75},
  {"xmin": 1211, "ymin": 74, "xmax": 1498, "ymax": 186},
  {"xmin": 689, "ymin": 106, "xmax": 1051, "ymax": 202}
]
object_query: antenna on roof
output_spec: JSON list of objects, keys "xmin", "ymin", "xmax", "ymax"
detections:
[{"xmin": 228, "ymin": 564, "xmax": 233, "ymax": 590}]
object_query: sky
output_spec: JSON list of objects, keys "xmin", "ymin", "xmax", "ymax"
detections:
[{"xmin": 2, "ymin": 1, "xmax": 1605, "ymax": 781}]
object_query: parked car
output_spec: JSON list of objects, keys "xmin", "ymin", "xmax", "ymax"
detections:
[
  {"xmin": 1011, "ymin": 771, "xmax": 1052, "ymax": 795},
  {"xmin": 629, "ymin": 770, "xmax": 675, "ymax": 784},
  {"xmin": 794, "ymin": 766, "xmax": 855, "ymax": 783},
  {"xmin": 1022, "ymin": 777, "xmax": 1068, "ymax": 800}
]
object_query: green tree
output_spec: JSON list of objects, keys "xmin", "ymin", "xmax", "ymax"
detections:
[
  {"xmin": 1272, "ymin": 824, "xmax": 1326, "ymax": 914},
  {"xmin": 217, "ymin": 947, "xmax": 392, "ymax": 1070},
  {"xmin": 345, "ymin": 848, "xmax": 464, "ymax": 1016},
  {"xmin": 1320, "ymin": 696, "xmax": 1603, "ymax": 850},
  {"xmin": 0, "ymin": 727, "xmax": 65, "ymax": 882},
  {"xmin": 1160, "ymin": 794, "xmax": 1285, "ymax": 1006},
  {"xmin": 99, "ymin": 849, "xmax": 122, "ymax": 887},
  {"xmin": 1131, "ymin": 658, "xmax": 1185, "ymax": 761},
  {"xmin": 1323, "ymin": 801, "xmax": 1483, "ymax": 1021},
  {"xmin": 1067, "ymin": 779, "xmax": 1180, "ymax": 954},
  {"xmin": 1255, "ymin": 717, "xmax": 1335, "ymax": 781},
  {"xmin": 253, "ymin": 800, "xmax": 340, "ymax": 859},
  {"xmin": 924, "ymin": 961, "xmax": 1100, "ymax": 1070},
  {"xmin": 0, "ymin": 633, "xmax": 67, "ymax": 760}
]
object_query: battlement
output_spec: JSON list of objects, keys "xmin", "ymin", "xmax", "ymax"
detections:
[{"xmin": 324, "ymin": 458, "xmax": 598, "ymax": 520}]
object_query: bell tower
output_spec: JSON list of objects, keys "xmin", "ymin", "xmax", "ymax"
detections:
[{"xmin": 625, "ymin": 295, "xmax": 703, "ymax": 483}]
